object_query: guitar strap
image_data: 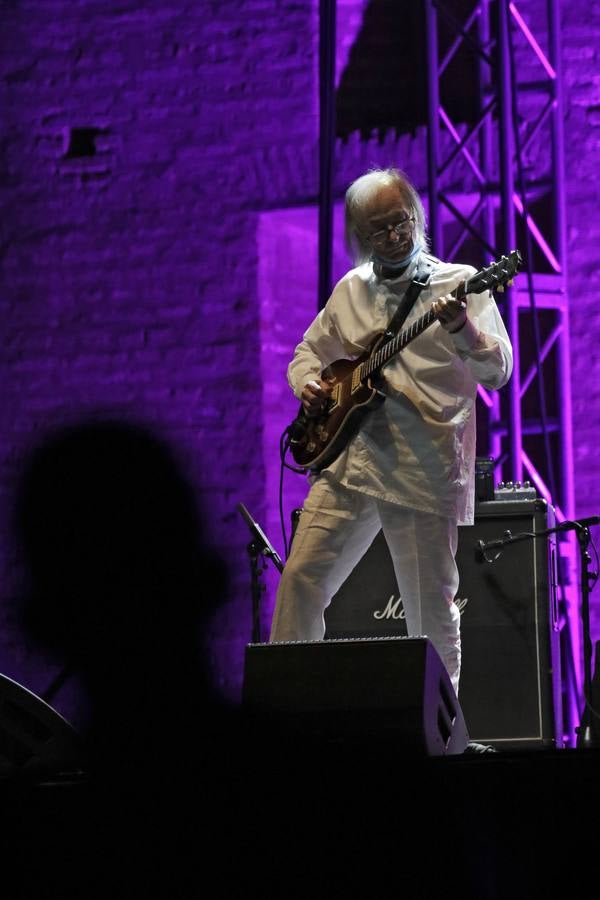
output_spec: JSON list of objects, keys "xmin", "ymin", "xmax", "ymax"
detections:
[{"xmin": 382, "ymin": 252, "xmax": 440, "ymax": 343}]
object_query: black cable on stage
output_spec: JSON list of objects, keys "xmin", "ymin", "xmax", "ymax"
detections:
[{"xmin": 278, "ymin": 425, "xmax": 308, "ymax": 561}]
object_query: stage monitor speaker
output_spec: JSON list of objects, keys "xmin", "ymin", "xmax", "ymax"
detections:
[
  {"xmin": 0, "ymin": 673, "xmax": 84, "ymax": 778},
  {"xmin": 323, "ymin": 499, "xmax": 562, "ymax": 750},
  {"xmin": 243, "ymin": 636, "xmax": 468, "ymax": 756}
]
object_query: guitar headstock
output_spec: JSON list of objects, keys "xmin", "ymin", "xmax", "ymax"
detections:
[{"xmin": 465, "ymin": 250, "xmax": 523, "ymax": 296}]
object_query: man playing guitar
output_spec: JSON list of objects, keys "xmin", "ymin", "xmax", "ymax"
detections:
[{"xmin": 270, "ymin": 167, "xmax": 513, "ymax": 696}]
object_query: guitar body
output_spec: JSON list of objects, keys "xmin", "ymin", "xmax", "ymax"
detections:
[{"xmin": 290, "ymin": 335, "xmax": 387, "ymax": 472}]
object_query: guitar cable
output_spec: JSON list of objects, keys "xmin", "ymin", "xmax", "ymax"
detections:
[{"xmin": 278, "ymin": 423, "xmax": 309, "ymax": 560}]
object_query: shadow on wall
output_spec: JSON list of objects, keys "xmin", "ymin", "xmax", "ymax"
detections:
[
  {"xmin": 13, "ymin": 419, "xmax": 230, "ymax": 764},
  {"xmin": 336, "ymin": 0, "xmax": 480, "ymax": 139}
]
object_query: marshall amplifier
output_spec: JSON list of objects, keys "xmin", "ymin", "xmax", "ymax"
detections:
[{"xmin": 323, "ymin": 499, "xmax": 563, "ymax": 750}]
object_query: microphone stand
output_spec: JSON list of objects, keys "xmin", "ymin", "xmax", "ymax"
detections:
[
  {"xmin": 477, "ymin": 515, "xmax": 600, "ymax": 747},
  {"xmin": 237, "ymin": 503, "xmax": 284, "ymax": 644}
]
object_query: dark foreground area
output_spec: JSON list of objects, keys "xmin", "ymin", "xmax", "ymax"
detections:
[{"xmin": 2, "ymin": 728, "xmax": 599, "ymax": 900}]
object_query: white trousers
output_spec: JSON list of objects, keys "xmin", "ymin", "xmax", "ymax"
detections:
[{"xmin": 270, "ymin": 477, "xmax": 461, "ymax": 693}]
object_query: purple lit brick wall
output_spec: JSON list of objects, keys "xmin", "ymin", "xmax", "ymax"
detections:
[
  {"xmin": 0, "ymin": 0, "xmax": 320, "ymax": 715},
  {"xmin": 1, "ymin": 1, "xmax": 599, "ymax": 723}
]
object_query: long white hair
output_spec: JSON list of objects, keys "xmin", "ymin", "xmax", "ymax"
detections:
[{"xmin": 344, "ymin": 167, "xmax": 429, "ymax": 265}]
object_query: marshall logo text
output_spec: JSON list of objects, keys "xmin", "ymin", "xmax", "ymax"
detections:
[{"xmin": 373, "ymin": 595, "xmax": 469, "ymax": 620}]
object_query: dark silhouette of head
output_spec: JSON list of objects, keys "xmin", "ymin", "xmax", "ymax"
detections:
[{"xmin": 15, "ymin": 419, "xmax": 228, "ymax": 778}]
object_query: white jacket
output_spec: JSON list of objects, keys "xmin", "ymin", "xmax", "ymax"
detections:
[{"xmin": 287, "ymin": 253, "xmax": 513, "ymax": 525}]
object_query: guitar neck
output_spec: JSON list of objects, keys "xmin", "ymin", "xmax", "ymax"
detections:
[{"xmin": 362, "ymin": 281, "xmax": 465, "ymax": 382}]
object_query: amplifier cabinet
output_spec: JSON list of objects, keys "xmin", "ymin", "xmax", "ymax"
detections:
[{"xmin": 324, "ymin": 499, "xmax": 562, "ymax": 749}]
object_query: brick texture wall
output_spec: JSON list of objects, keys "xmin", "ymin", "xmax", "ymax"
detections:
[
  {"xmin": 0, "ymin": 0, "xmax": 320, "ymax": 715},
  {"xmin": 1, "ymin": 0, "xmax": 599, "ymax": 722}
]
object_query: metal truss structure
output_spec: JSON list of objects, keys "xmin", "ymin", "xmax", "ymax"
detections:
[{"xmin": 424, "ymin": 0, "xmax": 580, "ymax": 741}]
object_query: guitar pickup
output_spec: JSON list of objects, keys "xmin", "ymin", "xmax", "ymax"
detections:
[
  {"xmin": 328, "ymin": 383, "xmax": 341, "ymax": 410},
  {"xmin": 351, "ymin": 366, "xmax": 364, "ymax": 395}
]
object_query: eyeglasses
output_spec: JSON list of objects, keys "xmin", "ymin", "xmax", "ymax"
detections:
[{"xmin": 368, "ymin": 216, "xmax": 415, "ymax": 248}]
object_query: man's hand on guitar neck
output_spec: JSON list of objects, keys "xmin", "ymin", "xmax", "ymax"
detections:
[
  {"xmin": 301, "ymin": 378, "xmax": 335, "ymax": 417},
  {"xmin": 433, "ymin": 296, "xmax": 468, "ymax": 334}
]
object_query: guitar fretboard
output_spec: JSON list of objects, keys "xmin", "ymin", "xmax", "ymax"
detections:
[
  {"xmin": 360, "ymin": 275, "xmax": 468, "ymax": 383},
  {"xmin": 361, "ymin": 307, "xmax": 438, "ymax": 382}
]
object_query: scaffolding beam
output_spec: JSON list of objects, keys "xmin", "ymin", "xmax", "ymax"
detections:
[{"xmin": 425, "ymin": 0, "xmax": 579, "ymax": 743}]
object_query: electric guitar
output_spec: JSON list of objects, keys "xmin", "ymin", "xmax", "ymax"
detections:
[{"xmin": 288, "ymin": 250, "xmax": 522, "ymax": 472}]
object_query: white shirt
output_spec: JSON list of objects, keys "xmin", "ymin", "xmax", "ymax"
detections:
[{"xmin": 287, "ymin": 253, "xmax": 513, "ymax": 525}]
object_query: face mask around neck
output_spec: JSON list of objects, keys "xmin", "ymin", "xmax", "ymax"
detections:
[{"xmin": 372, "ymin": 242, "xmax": 422, "ymax": 271}]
